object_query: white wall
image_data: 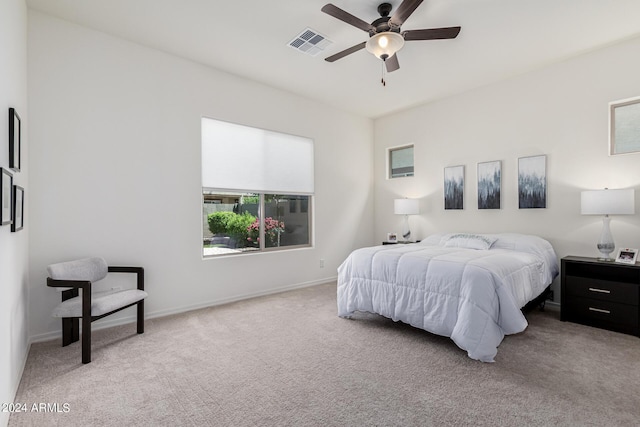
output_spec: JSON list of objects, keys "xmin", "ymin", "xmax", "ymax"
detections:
[
  {"xmin": 0, "ymin": 0, "xmax": 29, "ymax": 425},
  {"xmin": 375, "ymin": 36, "xmax": 640, "ymax": 300},
  {"xmin": 27, "ymin": 11, "xmax": 374, "ymax": 340}
]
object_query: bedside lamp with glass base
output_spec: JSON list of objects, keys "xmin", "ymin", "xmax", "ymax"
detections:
[
  {"xmin": 394, "ymin": 198, "xmax": 419, "ymax": 242},
  {"xmin": 581, "ymin": 188, "xmax": 635, "ymax": 261}
]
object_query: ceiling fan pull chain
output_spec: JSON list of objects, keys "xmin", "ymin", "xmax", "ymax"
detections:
[{"xmin": 381, "ymin": 60, "xmax": 386, "ymax": 86}]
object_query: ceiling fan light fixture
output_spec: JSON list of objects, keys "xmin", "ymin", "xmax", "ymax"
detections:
[{"xmin": 366, "ymin": 31, "xmax": 404, "ymax": 60}]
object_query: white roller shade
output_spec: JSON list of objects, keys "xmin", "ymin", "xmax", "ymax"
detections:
[
  {"xmin": 202, "ymin": 118, "xmax": 314, "ymax": 194},
  {"xmin": 389, "ymin": 146, "xmax": 414, "ymax": 178}
]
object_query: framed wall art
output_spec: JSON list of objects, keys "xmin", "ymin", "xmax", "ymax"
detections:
[
  {"xmin": 477, "ymin": 160, "xmax": 501, "ymax": 209},
  {"xmin": 609, "ymin": 96, "xmax": 640, "ymax": 155},
  {"xmin": 9, "ymin": 108, "xmax": 21, "ymax": 172},
  {"xmin": 12, "ymin": 185, "xmax": 24, "ymax": 232},
  {"xmin": 1, "ymin": 168, "xmax": 13, "ymax": 226},
  {"xmin": 518, "ymin": 155, "xmax": 546, "ymax": 209},
  {"xmin": 444, "ymin": 165, "xmax": 464, "ymax": 210}
]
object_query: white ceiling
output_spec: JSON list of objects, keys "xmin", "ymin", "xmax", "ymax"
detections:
[{"xmin": 26, "ymin": 0, "xmax": 640, "ymax": 118}]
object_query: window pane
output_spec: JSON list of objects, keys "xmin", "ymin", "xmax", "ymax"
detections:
[
  {"xmin": 611, "ymin": 100, "xmax": 640, "ymax": 154},
  {"xmin": 389, "ymin": 146, "xmax": 414, "ymax": 178},
  {"xmin": 264, "ymin": 194, "xmax": 310, "ymax": 248},
  {"xmin": 203, "ymin": 191, "xmax": 260, "ymax": 256}
]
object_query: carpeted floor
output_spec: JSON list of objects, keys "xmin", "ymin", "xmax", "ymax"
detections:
[{"xmin": 9, "ymin": 282, "xmax": 640, "ymax": 426}]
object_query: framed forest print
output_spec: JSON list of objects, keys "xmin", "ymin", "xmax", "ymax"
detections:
[
  {"xmin": 444, "ymin": 165, "xmax": 464, "ymax": 210},
  {"xmin": 477, "ymin": 160, "xmax": 501, "ymax": 209},
  {"xmin": 518, "ymin": 155, "xmax": 546, "ymax": 209}
]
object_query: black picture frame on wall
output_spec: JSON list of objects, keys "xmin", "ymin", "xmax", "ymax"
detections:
[
  {"xmin": 12, "ymin": 185, "xmax": 24, "ymax": 232},
  {"xmin": 518, "ymin": 155, "xmax": 547, "ymax": 209},
  {"xmin": 444, "ymin": 165, "xmax": 464, "ymax": 210},
  {"xmin": 477, "ymin": 160, "xmax": 501, "ymax": 209},
  {"xmin": 9, "ymin": 107, "xmax": 21, "ymax": 172},
  {"xmin": 1, "ymin": 168, "xmax": 13, "ymax": 226}
]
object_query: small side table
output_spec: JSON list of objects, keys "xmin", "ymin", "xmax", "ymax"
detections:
[{"xmin": 561, "ymin": 256, "xmax": 640, "ymax": 337}]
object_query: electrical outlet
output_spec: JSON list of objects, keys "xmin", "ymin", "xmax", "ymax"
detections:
[{"xmin": 319, "ymin": 259, "xmax": 325, "ymax": 268}]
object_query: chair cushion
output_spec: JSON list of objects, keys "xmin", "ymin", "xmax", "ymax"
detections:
[
  {"xmin": 48, "ymin": 257, "xmax": 109, "ymax": 282},
  {"xmin": 52, "ymin": 289, "xmax": 148, "ymax": 318}
]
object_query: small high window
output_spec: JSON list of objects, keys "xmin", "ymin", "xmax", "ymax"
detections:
[{"xmin": 389, "ymin": 145, "xmax": 414, "ymax": 178}]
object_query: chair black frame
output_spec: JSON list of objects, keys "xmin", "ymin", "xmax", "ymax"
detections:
[{"xmin": 47, "ymin": 266, "xmax": 145, "ymax": 364}]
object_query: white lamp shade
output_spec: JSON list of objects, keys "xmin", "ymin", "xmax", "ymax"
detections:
[
  {"xmin": 581, "ymin": 189, "xmax": 635, "ymax": 215},
  {"xmin": 366, "ymin": 32, "xmax": 405, "ymax": 60},
  {"xmin": 394, "ymin": 198, "xmax": 419, "ymax": 215}
]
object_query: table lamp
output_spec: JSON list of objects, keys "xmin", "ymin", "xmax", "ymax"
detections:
[
  {"xmin": 581, "ymin": 188, "xmax": 635, "ymax": 261},
  {"xmin": 394, "ymin": 198, "xmax": 419, "ymax": 242}
]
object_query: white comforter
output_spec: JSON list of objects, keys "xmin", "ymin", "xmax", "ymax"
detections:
[{"xmin": 337, "ymin": 233, "xmax": 558, "ymax": 362}]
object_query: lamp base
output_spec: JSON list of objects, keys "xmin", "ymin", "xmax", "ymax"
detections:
[
  {"xmin": 401, "ymin": 215, "xmax": 411, "ymax": 242},
  {"xmin": 596, "ymin": 217, "xmax": 615, "ymax": 262}
]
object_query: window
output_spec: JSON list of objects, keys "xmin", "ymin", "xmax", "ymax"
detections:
[
  {"xmin": 201, "ymin": 118, "xmax": 313, "ymax": 256},
  {"xmin": 609, "ymin": 96, "xmax": 640, "ymax": 155},
  {"xmin": 389, "ymin": 145, "xmax": 414, "ymax": 178}
]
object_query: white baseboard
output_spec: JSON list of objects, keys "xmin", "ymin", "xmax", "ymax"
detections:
[
  {"xmin": 29, "ymin": 277, "xmax": 337, "ymax": 344},
  {"xmin": 148, "ymin": 276, "xmax": 336, "ymax": 319}
]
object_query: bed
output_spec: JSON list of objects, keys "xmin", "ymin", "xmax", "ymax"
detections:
[{"xmin": 337, "ymin": 233, "xmax": 559, "ymax": 362}]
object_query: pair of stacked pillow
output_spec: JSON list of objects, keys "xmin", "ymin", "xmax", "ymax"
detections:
[{"xmin": 443, "ymin": 233, "xmax": 498, "ymax": 250}]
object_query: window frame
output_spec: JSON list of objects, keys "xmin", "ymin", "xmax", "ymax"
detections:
[
  {"xmin": 388, "ymin": 144, "xmax": 415, "ymax": 179},
  {"xmin": 609, "ymin": 95, "xmax": 640, "ymax": 156}
]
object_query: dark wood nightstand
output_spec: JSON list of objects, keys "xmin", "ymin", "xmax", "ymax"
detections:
[{"xmin": 561, "ymin": 256, "xmax": 640, "ymax": 336}]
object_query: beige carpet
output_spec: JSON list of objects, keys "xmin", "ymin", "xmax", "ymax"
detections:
[{"xmin": 10, "ymin": 282, "xmax": 640, "ymax": 426}]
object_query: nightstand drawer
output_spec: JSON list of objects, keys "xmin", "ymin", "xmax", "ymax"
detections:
[
  {"xmin": 564, "ymin": 297, "xmax": 639, "ymax": 334},
  {"xmin": 564, "ymin": 276, "xmax": 639, "ymax": 305}
]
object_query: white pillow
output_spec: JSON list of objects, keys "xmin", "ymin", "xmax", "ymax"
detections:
[{"xmin": 444, "ymin": 233, "xmax": 497, "ymax": 250}]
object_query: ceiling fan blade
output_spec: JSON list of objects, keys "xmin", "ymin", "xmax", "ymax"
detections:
[
  {"xmin": 324, "ymin": 41, "xmax": 367, "ymax": 62},
  {"xmin": 389, "ymin": 0, "xmax": 424, "ymax": 27},
  {"xmin": 403, "ymin": 27, "xmax": 461, "ymax": 41},
  {"xmin": 385, "ymin": 54, "xmax": 400, "ymax": 72},
  {"xmin": 321, "ymin": 4, "xmax": 375, "ymax": 33}
]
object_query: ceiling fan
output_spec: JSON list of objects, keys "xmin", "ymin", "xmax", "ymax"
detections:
[{"xmin": 321, "ymin": 0, "xmax": 461, "ymax": 74}]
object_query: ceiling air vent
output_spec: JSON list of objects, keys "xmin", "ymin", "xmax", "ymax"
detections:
[{"xmin": 288, "ymin": 28, "xmax": 332, "ymax": 57}]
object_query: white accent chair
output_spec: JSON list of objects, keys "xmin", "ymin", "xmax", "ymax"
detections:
[{"xmin": 47, "ymin": 257, "xmax": 147, "ymax": 364}]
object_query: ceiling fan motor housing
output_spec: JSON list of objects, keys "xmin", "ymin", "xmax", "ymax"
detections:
[{"xmin": 370, "ymin": 3, "xmax": 400, "ymax": 36}]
